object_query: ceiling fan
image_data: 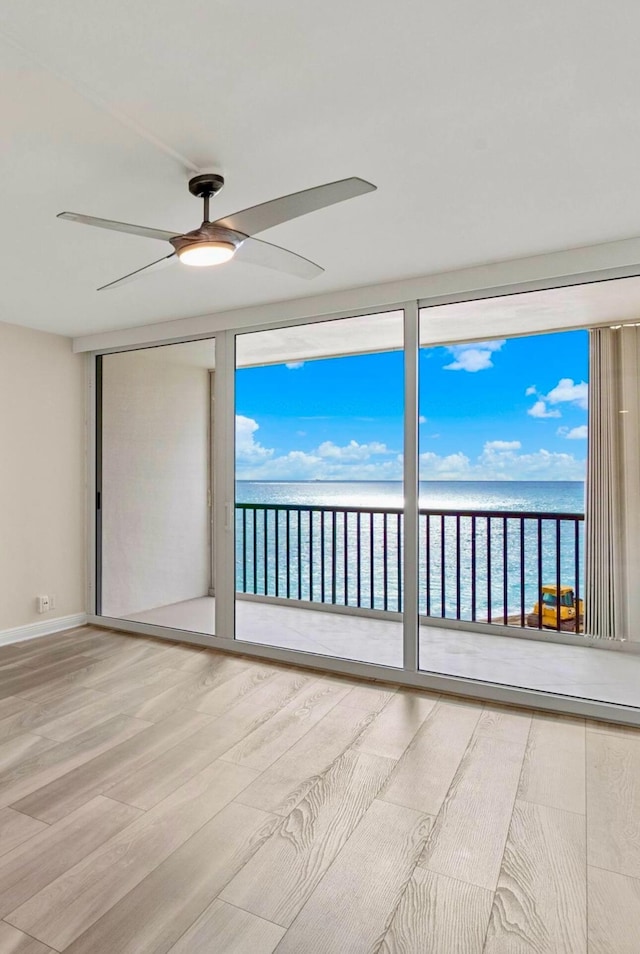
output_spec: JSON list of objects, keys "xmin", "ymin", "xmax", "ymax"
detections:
[{"xmin": 58, "ymin": 174, "xmax": 376, "ymax": 291}]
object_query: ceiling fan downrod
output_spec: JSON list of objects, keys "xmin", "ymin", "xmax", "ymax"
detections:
[{"xmin": 188, "ymin": 173, "xmax": 225, "ymax": 225}]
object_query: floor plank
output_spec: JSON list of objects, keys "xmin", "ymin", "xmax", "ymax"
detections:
[
  {"xmin": 79, "ymin": 659, "xmax": 191, "ymax": 695},
  {"xmin": 0, "ymin": 636, "xmax": 116, "ymax": 673},
  {"xmin": 518, "ymin": 713, "xmax": 586, "ymax": 814},
  {"xmin": 0, "ymin": 705, "xmax": 57, "ymax": 745},
  {"xmin": 104, "ymin": 736, "xmax": 222, "ymax": 810},
  {"xmin": 0, "ymin": 796, "xmax": 141, "ymax": 919},
  {"xmin": 587, "ymin": 865, "xmax": 640, "ymax": 954},
  {"xmin": 380, "ymin": 701, "xmax": 481, "ymax": 814},
  {"xmin": 166, "ymin": 645, "xmax": 215, "ymax": 673},
  {"xmin": 0, "ymin": 715, "xmax": 150, "ymax": 810},
  {"xmin": 380, "ymin": 866, "xmax": 493, "ymax": 954},
  {"xmin": 69, "ymin": 643, "xmax": 181, "ymax": 686},
  {"xmin": 236, "ymin": 703, "xmax": 375, "ymax": 816},
  {"xmin": 8, "ymin": 761, "xmax": 258, "ymax": 950},
  {"xmin": 97, "ymin": 667, "xmax": 214, "ymax": 712},
  {"xmin": 193, "ymin": 666, "xmax": 312, "ymax": 718},
  {"xmin": 167, "ymin": 900, "xmax": 285, "ymax": 954},
  {"xmin": 221, "ymin": 748, "xmax": 395, "ymax": 926},
  {"xmin": 11, "ymin": 709, "xmax": 212, "ymax": 822},
  {"xmin": 587, "ymin": 727, "xmax": 640, "ymax": 878},
  {"xmin": 484, "ymin": 800, "xmax": 586, "ymax": 953},
  {"xmin": 0, "ymin": 656, "xmax": 98, "ymax": 701},
  {"xmin": 10, "ymin": 648, "xmax": 166, "ymax": 704},
  {"xmin": 0, "ymin": 811, "xmax": 47, "ymax": 860},
  {"xmin": 12, "ymin": 675, "xmax": 95, "ymax": 706},
  {"xmin": 473, "ymin": 705, "xmax": 532, "ymax": 746},
  {"xmin": 0, "ymin": 921, "xmax": 52, "ymax": 953},
  {"xmin": 0, "ymin": 736, "xmax": 57, "ymax": 778},
  {"xmin": 147, "ymin": 643, "xmax": 212, "ymax": 671},
  {"xmin": 61, "ymin": 803, "xmax": 279, "ymax": 954},
  {"xmin": 274, "ymin": 798, "xmax": 431, "ymax": 954},
  {"xmin": 419, "ymin": 734, "xmax": 525, "ymax": 890},
  {"xmin": 337, "ymin": 682, "xmax": 397, "ymax": 712},
  {"xmin": 0, "ymin": 700, "xmax": 30, "ymax": 723},
  {"xmin": 219, "ymin": 679, "xmax": 351, "ymax": 771},
  {"xmin": 10, "ymin": 680, "xmax": 105, "ymax": 711},
  {"xmin": 356, "ymin": 688, "xmax": 439, "ymax": 760},
  {"xmin": 33, "ymin": 695, "xmax": 130, "ymax": 742},
  {"xmin": 19, "ymin": 687, "xmax": 108, "ymax": 722},
  {"xmin": 114, "ymin": 658, "xmax": 247, "ymax": 722},
  {"xmin": 164, "ymin": 671, "xmax": 343, "ymax": 773}
]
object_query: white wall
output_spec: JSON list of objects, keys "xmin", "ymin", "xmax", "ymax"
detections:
[
  {"xmin": 0, "ymin": 321, "xmax": 86, "ymax": 631},
  {"xmin": 101, "ymin": 343, "xmax": 211, "ymax": 618}
]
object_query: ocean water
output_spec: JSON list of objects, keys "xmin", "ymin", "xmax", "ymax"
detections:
[
  {"xmin": 237, "ymin": 480, "xmax": 585, "ymax": 513},
  {"xmin": 235, "ymin": 481, "xmax": 585, "ymax": 621}
]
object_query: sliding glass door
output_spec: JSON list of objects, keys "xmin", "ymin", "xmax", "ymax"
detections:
[
  {"xmin": 97, "ymin": 338, "xmax": 217, "ymax": 636},
  {"xmin": 233, "ymin": 311, "xmax": 405, "ymax": 665},
  {"xmin": 416, "ymin": 319, "xmax": 596, "ymax": 696},
  {"xmin": 91, "ymin": 289, "xmax": 640, "ymax": 717}
]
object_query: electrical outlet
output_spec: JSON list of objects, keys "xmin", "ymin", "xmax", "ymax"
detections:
[{"xmin": 36, "ymin": 595, "xmax": 50, "ymax": 613}]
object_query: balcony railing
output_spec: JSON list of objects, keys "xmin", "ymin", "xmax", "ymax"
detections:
[{"xmin": 235, "ymin": 503, "xmax": 585, "ymax": 633}]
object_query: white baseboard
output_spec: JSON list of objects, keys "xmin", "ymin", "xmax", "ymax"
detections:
[{"xmin": 0, "ymin": 613, "xmax": 88, "ymax": 649}]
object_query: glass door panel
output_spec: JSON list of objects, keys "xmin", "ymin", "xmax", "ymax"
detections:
[
  {"xmin": 234, "ymin": 311, "xmax": 404, "ymax": 665},
  {"xmin": 98, "ymin": 338, "xmax": 216, "ymax": 636},
  {"xmin": 416, "ymin": 314, "xmax": 611, "ymax": 699}
]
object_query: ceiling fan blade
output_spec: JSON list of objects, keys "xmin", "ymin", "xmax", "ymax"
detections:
[
  {"xmin": 235, "ymin": 237, "xmax": 324, "ymax": 279},
  {"xmin": 58, "ymin": 212, "xmax": 178, "ymax": 243},
  {"xmin": 98, "ymin": 252, "xmax": 177, "ymax": 291},
  {"xmin": 214, "ymin": 177, "xmax": 376, "ymax": 237}
]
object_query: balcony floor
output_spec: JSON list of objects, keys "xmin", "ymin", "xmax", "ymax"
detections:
[{"xmin": 125, "ymin": 596, "xmax": 640, "ymax": 709}]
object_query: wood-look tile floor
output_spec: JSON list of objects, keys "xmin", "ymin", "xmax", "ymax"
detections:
[{"xmin": 0, "ymin": 627, "xmax": 638, "ymax": 953}]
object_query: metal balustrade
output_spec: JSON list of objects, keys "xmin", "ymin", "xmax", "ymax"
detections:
[{"xmin": 235, "ymin": 503, "xmax": 585, "ymax": 633}]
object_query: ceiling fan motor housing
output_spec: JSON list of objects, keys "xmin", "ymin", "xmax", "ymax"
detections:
[{"xmin": 170, "ymin": 225, "xmax": 247, "ymax": 256}]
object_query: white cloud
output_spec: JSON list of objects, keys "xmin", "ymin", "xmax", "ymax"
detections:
[
  {"xmin": 565, "ymin": 425, "xmax": 588, "ymax": 440},
  {"xmin": 443, "ymin": 340, "xmax": 505, "ymax": 373},
  {"xmin": 235, "ymin": 415, "xmax": 274, "ymax": 464},
  {"xmin": 419, "ymin": 451, "xmax": 472, "ymax": 478},
  {"xmin": 419, "ymin": 415, "xmax": 427, "ymax": 424},
  {"xmin": 473, "ymin": 443, "xmax": 585, "ymax": 480},
  {"xmin": 285, "ymin": 361, "xmax": 304, "ymax": 370},
  {"xmin": 484, "ymin": 440, "xmax": 522, "ymax": 451},
  {"xmin": 526, "ymin": 378, "xmax": 588, "ymax": 420},
  {"xmin": 419, "ymin": 442, "xmax": 584, "ymax": 480},
  {"xmin": 528, "ymin": 400, "xmax": 562, "ymax": 419},
  {"xmin": 545, "ymin": 378, "xmax": 588, "ymax": 410},
  {"xmin": 238, "ymin": 449, "xmax": 404, "ymax": 481},
  {"xmin": 235, "ymin": 417, "xmax": 402, "ymax": 480},
  {"xmin": 316, "ymin": 439, "xmax": 391, "ymax": 461},
  {"xmin": 237, "ymin": 416, "xmax": 585, "ymax": 482}
]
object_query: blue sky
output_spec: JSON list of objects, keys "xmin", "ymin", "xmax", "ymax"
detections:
[{"xmin": 235, "ymin": 329, "xmax": 588, "ymax": 481}]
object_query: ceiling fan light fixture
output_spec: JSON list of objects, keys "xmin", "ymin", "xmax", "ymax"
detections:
[{"xmin": 178, "ymin": 241, "xmax": 236, "ymax": 267}]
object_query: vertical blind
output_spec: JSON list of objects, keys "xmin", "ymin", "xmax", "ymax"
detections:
[{"xmin": 585, "ymin": 326, "xmax": 640, "ymax": 639}]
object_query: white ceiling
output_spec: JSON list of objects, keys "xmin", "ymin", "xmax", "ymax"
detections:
[{"xmin": 3, "ymin": 0, "xmax": 640, "ymax": 337}]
